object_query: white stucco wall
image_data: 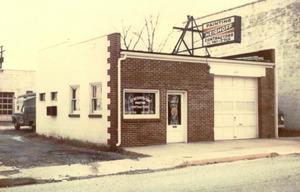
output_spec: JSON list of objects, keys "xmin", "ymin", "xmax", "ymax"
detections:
[
  {"xmin": 36, "ymin": 35, "xmax": 110, "ymax": 144},
  {"xmin": 196, "ymin": 0, "xmax": 300, "ymax": 129},
  {"xmin": 0, "ymin": 69, "xmax": 35, "ymax": 121}
]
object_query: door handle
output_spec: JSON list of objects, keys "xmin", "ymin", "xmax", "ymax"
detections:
[
  {"xmin": 233, "ymin": 116, "xmax": 236, "ymax": 121},
  {"xmin": 173, "ymin": 126, "xmax": 177, "ymax": 128},
  {"xmin": 239, "ymin": 123, "xmax": 243, "ymax": 126}
]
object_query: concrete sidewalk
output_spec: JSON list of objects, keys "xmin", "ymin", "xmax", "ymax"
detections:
[
  {"xmin": 126, "ymin": 138, "xmax": 300, "ymax": 159},
  {"xmin": 1, "ymin": 138, "xmax": 300, "ymax": 184}
]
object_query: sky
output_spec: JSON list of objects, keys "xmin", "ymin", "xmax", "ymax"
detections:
[{"xmin": 0, "ymin": 0, "xmax": 255, "ymax": 70}]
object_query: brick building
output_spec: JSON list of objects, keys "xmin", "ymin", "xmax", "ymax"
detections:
[
  {"xmin": 36, "ymin": 33, "xmax": 276, "ymax": 147},
  {"xmin": 195, "ymin": 0, "xmax": 300, "ymax": 129}
]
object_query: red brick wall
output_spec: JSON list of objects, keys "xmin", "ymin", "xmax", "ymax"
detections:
[
  {"xmin": 107, "ymin": 33, "xmax": 121, "ymax": 148},
  {"xmin": 120, "ymin": 58, "xmax": 214, "ymax": 147},
  {"xmin": 258, "ymin": 68, "xmax": 276, "ymax": 138}
]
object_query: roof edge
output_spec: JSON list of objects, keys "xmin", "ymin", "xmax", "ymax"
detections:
[{"xmin": 121, "ymin": 50, "xmax": 274, "ymax": 67}]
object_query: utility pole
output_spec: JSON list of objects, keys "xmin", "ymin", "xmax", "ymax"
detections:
[{"xmin": 0, "ymin": 46, "xmax": 4, "ymax": 69}]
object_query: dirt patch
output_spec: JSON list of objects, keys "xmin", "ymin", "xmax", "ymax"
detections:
[
  {"xmin": 24, "ymin": 132, "xmax": 148, "ymax": 158},
  {"xmin": 0, "ymin": 178, "xmax": 38, "ymax": 188},
  {"xmin": 26, "ymin": 132, "xmax": 112, "ymax": 151},
  {"xmin": 0, "ymin": 129, "xmax": 146, "ymax": 169},
  {"xmin": 279, "ymin": 128, "xmax": 300, "ymax": 137},
  {"xmin": 0, "ymin": 170, "xmax": 20, "ymax": 176},
  {"xmin": 0, "ymin": 177, "xmax": 58, "ymax": 188}
]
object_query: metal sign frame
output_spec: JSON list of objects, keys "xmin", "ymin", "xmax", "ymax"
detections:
[{"xmin": 172, "ymin": 15, "xmax": 241, "ymax": 57}]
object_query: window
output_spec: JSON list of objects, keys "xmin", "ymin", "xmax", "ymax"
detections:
[
  {"xmin": 168, "ymin": 94, "xmax": 181, "ymax": 125},
  {"xmin": 123, "ymin": 89, "xmax": 159, "ymax": 119},
  {"xmin": 70, "ymin": 86, "xmax": 80, "ymax": 113},
  {"xmin": 90, "ymin": 83, "xmax": 102, "ymax": 114},
  {"xmin": 0, "ymin": 92, "xmax": 14, "ymax": 115},
  {"xmin": 39, "ymin": 93, "xmax": 45, "ymax": 101},
  {"xmin": 47, "ymin": 106, "xmax": 57, "ymax": 116},
  {"xmin": 51, "ymin": 92, "xmax": 57, "ymax": 101}
]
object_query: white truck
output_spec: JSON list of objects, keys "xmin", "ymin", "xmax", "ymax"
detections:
[{"xmin": 11, "ymin": 93, "xmax": 36, "ymax": 131}]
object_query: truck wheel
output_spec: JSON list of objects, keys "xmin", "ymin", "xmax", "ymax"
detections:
[
  {"xmin": 14, "ymin": 122, "xmax": 20, "ymax": 130},
  {"xmin": 31, "ymin": 125, "xmax": 36, "ymax": 132}
]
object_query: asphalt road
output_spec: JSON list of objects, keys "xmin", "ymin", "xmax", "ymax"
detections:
[{"xmin": 2, "ymin": 154, "xmax": 300, "ymax": 192}]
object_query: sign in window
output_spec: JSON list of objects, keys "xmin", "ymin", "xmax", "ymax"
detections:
[{"xmin": 124, "ymin": 90, "xmax": 159, "ymax": 119}]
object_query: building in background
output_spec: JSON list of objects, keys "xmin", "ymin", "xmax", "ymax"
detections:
[
  {"xmin": 195, "ymin": 0, "xmax": 300, "ymax": 129},
  {"xmin": 0, "ymin": 69, "xmax": 36, "ymax": 122}
]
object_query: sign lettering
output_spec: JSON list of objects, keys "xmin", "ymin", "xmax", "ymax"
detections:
[{"xmin": 202, "ymin": 16, "xmax": 241, "ymax": 47}]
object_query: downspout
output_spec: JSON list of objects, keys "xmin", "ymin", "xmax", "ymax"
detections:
[
  {"xmin": 116, "ymin": 53, "xmax": 127, "ymax": 146},
  {"xmin": 275, "ymin": 65, "xmax": 279, "ymax": 138}
]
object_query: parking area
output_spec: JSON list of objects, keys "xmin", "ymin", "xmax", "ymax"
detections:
[{"xmin": 0, "ymin": 124, "xmax": 132, "ymax": 168}]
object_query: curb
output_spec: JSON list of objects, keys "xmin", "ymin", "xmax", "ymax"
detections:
[
  {"xmin": 0, "ymin": 152, "xmax": 285, "ymax": 188},
  {"xmin": 179, "ymin": 152, "xmax": 280, "ymax": 167}
]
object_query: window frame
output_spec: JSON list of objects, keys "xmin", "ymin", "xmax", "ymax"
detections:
[
  {"xmin": 123, "ymin": 89, "xmax": 160, "ymax": 119},
  {"xmin": 51, "ymin": 91, "xmax": 58, "ymax": 101},
  {"xmin": 39, "ymin": 93, "xmax": 45, "ymax": 101},
  {"xmin": 90, "ymin": 82, "xmax": 102, "ymax": 114},
  {"xmin": 70, "ymin": 85, "xmax": 80, "ymax": 114},
  {"xmin": 0, "ymin": 92, "xmax": 14, "ymax": 115}
]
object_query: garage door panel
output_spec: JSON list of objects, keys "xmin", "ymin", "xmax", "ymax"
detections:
[
  {"xmin": 236, "ymin": 101, "xmax": 256, "ymax": 112},
  {"xmin": 215, "ymin": 114, "xmax": 234, "ymax": 127},
  {"xmin": 215, "ymin": 115, "xmax": 223, "ymax": 126},
  {"xmin": 214, "ymin": 77, "xmax": 223, "ymax": 87},
  {"xmin": 222, "ymin": 102, "xmax": 234, "ymax": 112},
  {"xmin": 222, "ymin": 115, "xmax": 235, "ymax": 126},
  {"xmin": 215, "ymin": 101, "xmax": 234, "ymax": 112},
  {"xmin": 244, "ymin": 90, "xmax": 257, "ymax": 100},
  {"xmin": 236, "ymin": 91, "xmax": 256, "ymax": 101},
  {"xmin": 223, "ymin": 90, "xmax": 233, "ymax": 100},
  {"xmin": 234, "ymin": 78, "xmax": 245, "ymax": 87},
  {"xmin": 215, "ymin": 101, "xmax": 222, "ymax": 112},
  {"xmin": 215, "ymin": 127, "xmax": 235, "ymax": 140},
  {"xmin": 238, "ymin": 114, "xmax": 257, "ymax": 126},
  {"xmin": 215, "ymin": 89, "xmax": 233, "ymax": 101},
  {"xmin": 235, "ymin": 90, "xmax": 244, "ymax": 101},
  {"xmin": 223, "ymin": 127, "xmax": 235, "ymax": 139},
  {"xmin": 245, "ymin": 78, "xmax": 257, "ymax": 88},
  {"xmin": 214, "ymin": 128, "xmax": 223, "ymax": 140},
  {"xmin": 222, "ymin": 77, "xmax": 233, "ymax": 87}
]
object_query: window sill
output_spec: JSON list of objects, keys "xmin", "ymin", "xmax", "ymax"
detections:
[
  {"xmin": 123, "ymin": 115, "xmax": 160, "ymax": 120},
  {"xmin": 123, "ymin": 118, "xmax": 161, "ymax": 123},
  {"xmin": 68, "ymin": 114, "xmax": 80, "ymax": 118},
  {"xmin": 88, "ymin": 114, "xmax": 102, "ymax": 118}
]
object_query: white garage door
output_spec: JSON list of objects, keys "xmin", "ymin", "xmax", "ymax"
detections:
[{"xmin": 214, "ymin": 76, "xmax": 258, "ymax": 140}]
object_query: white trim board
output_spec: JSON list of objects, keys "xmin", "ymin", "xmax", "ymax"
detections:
[
  {"xmin": 121, "ymin": 51, "xmax": 274, "ymax": 67},
  {"xmin": 121, "ymin": 51, "xmax": 273, "ymax": 77},
  {"xmin": 209, "ymin": 63, "xmax": 266, "ymax": 77}
]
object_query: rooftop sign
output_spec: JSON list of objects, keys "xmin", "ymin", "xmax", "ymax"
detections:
[{"xmin": 202, "ymin": 16, "xmax": 241, "ymax": 47}]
